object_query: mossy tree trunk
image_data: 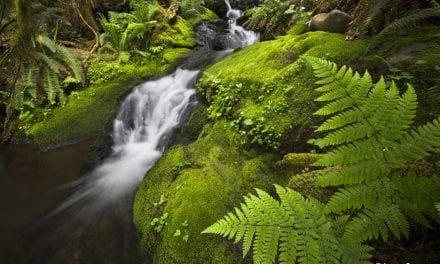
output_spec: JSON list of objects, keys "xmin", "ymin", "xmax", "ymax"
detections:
[{"xmin": 2, "ymin": 0, "xmax": 34, "ymax": 143}]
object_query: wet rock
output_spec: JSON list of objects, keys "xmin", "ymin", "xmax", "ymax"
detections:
[{"xmin": 309, "ymin": 9, "xmax": 352, "ymax": 34}]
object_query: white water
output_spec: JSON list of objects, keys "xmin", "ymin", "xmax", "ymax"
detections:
[
  {"xmin": 224, "ymin": 0, "xmax": 260, "ymax": 47},
  {"xmin": 55, "ymin": 0, "xmax": 259, "ymax": 214}
]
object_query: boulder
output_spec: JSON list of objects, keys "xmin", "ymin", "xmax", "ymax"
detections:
[{"xmin": 309, "ymin": 9, "xmax": 351, "ymax": 34}]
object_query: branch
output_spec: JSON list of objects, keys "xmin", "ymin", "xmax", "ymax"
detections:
[{"xmin": 73, "ymin": 2, "xmax": 99, "ymax": 64}]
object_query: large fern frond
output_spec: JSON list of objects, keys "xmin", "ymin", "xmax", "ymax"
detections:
[
  {"xmin": 203, "ymin": 185, "xmax": 369, "ymax": 264},
  {"xmin": 305, "ymin": 55, "xmax": 440, "ymax": 243}
]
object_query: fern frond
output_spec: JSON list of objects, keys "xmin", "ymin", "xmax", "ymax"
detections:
[
  {"xmin": 36, "ymin": 52, "xmax": 61, "ymax": 74},
  {"xmin": 42, "ymin": 67, "xmax": 62, "ymax": 104},
  {"xmin": 54, "ymin": 44, "xmax": 83, "ymax": 82},
  {"xmin": 203, "ymin": 185, "xmax": 369, "ymax": 263},
  {"xmin": 376, "ymin": 8, "xmax": 440, "ymax": 38},
  {"xmin": 36, "ymin": 35, "xmax": 56, "ymax": 52},
  {"xmin": 339, "ymin": 243, "xmax": 373, "ymax": 264},
  {"xmin": 343, "ymin": 203, "xmax": 409, "ymax": 242},
  {"xmin": 305, "ymin": 56, "xmax": 440, "ymax": 247},
  {"xmin": 324, "ymin": 178, "xmax": 396, "ymax": 213}
]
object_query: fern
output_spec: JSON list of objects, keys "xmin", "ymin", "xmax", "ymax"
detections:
[
  {"xmin": 203, "ymin": 185, "xmax": 371, "ymax": 264},
  {"xmin": 376, "ymin": 8, "xmax": 440, "ymax": 38},
  {"xmin": 304, "ymin": 56, "xmax": 440, "ymax": 243},
  {"xmin": 431, "ymin": 0, "xmax": 440, "ymax": 10},
  {"xmin": 99, "ymin": 1, "xmax": 157, "ymax": 55}
]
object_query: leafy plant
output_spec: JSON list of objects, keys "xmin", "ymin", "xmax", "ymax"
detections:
[
  {"xmin": 174, "ymin": 220, "xmax": 190, "ymax": 242},
  {"xmin": 180, "ymin": 0, "xmax": 206, "ymax": 18},
  {"xmin": 203, "ymin": 185, "xmax": 371, "ymax": 263},
  {"xmin": 244, "ymin": 0, "xmax": 311, "ymax": 38},
  {"xmin": 204, "ymin": 56, "xmax": 440, "ymax": 263},
  {"xmin": 304, "ymin": 55, "xmax": 440, "ymax": 242},
  {"xmin": 14, "ymin": 3, "xmax": 83, "ymax": 111},
  {"xmin": 153, "ymin": 194, "xmax": 168, "ymax": 207},
  {"xmin": 98, "ymin": 1, "xmax": 158, "ymax": 60},
  {"xmin": 376, "ymin": 8, "xmax": 440, "ymax": 39},
  {"xmin": 151, "ymin": 212, "xmax": 169, "ymax": 233}
]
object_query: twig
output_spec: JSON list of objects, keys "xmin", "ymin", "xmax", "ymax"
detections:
[{"xmin": 73, "ymin": 2, "xmax": 99, "ymax": 64}]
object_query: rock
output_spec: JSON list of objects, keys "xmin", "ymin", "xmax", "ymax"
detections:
[{"xmin": 309, "ymin": 9, "xmax": 352, "ymax": 34}]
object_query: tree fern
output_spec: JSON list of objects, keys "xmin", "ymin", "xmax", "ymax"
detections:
[
  {"xmin": 203, "ymin": 185, "xmax": 371, "ymax": 264},
  {"xmin": 304, "ymin": 56, "xmax": 440, "ymax": 243}
]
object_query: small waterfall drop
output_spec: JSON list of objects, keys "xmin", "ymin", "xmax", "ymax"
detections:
[
  {"xmin": 54, "ymin": 0, "xmax": 259, "ymax": 215},
  {"xmin": 224, "ymin": 0, "xmax": 260, "ymax": 48}
]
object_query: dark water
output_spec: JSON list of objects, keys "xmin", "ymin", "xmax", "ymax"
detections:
[
  {"xmin": 0, "ymin": 140, "xmax": 143, "ymax": 264},
  {"xmin": 0, "ymin": 141, "xmax": 89, "ymax": 261}
]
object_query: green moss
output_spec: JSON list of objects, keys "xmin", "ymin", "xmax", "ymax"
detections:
[
  {"xmin": 133, "ymin": 121, "xmax": 280, "ymax": 263},
  {"xmin": 172, "ymin": 103, "xmax": 210, "ymax": 145},
  {"xmin": 199, "ymin": 32, "xmax": 367, "ymax": 84},
  {"xmin": 28, "ymin": 48, "xmax": 189, "ymax": 145},
  {"xmin": 153, "ymin": 7, "xmax": 218, "ymax": 48},
  {"xmin": 275, "ymin": 153, "xmax": 323, "ymax": 175},
  {"xmin": 197, "ymin": 32, "xmax": 368, "ymax": 150},
  {"xmin": 287, "ymin": 169, "xmax": 334, "ymax": 202},
  {"xmin": 154, "ymin": 17, "xmax": 197, "ymax": 48}
]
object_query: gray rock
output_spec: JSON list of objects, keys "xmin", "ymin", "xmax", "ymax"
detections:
[{"xmin": 309, "ymin": 9, "xmax": 352, "ymax": 34}]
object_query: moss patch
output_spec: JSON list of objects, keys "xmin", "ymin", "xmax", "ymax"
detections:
[
  {"xmin": 196, "ymin": 32, "xmax": 368, "ymax": 150},
  {"xmin": 133, "ymin": 121, "xmax": 280, "ymax": 263}
]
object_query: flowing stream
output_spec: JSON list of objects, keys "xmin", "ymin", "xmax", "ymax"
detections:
[{"xmin": 1, "ymin": 1, "xmax": 258, "ymax": 263}]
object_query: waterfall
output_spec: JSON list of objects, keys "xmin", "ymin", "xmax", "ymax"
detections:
[
  {"xmin": 224, "ymin": 0, "xmax": 260, "ymax": 49},
  {"xmin": 54, "ymin": 0, "xmax": 259, "ymax": 215}
]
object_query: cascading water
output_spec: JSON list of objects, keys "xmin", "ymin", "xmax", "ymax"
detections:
[
  {"xmin": 4, "ymin": 1, "xmax": 259, "ymax": 263},
  {"xmin": 224, "ymin": 0, "xmax": 259, "ymax": 48},
  {"xmin": 55, "ymin": 0, "xmax": 259, "ymax": 213},
  {"xmin": 53, "ymin": 69, "xmax": 199, "ymax": 214}
]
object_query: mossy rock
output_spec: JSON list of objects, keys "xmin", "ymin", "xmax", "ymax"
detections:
[
  {"xmin": 275, "ymin": 153, "xmax": 323, "ymax": 176},
  {"xmin": 196, "ymin": 31, "xmax": 368, "ymax": 151},
  {"xmin": 153, "ymin": 7, "xmax": 218, "ymax": 48},
  {"xmin": 133, "ymin": 121, "xmax": 280, "ymax": 263},
  {"xmin": 287, "ymin": 168, "xmax": 334, "ymax": 202}
]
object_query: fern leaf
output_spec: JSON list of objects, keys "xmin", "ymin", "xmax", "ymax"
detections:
[
  {"xmin": 43, "ymin": 67, "xmax": 61, "ymax": 104},
  {"xmin": 343, "ymin": 203, "xmax": 407, "ymax": 242},
  {"xmin": 54, "ymin": 44, "xmax": 83, "ymax": 82},
  {"xmin": 377, "ymin": 8, "xmax": 440, "ymax": 38},
  {"xmin": 36, "ymin": 52, "xmax": 61, "ymax": 74},
  {"xmin": 324, "ymin": 178, "xmax": 396, "ymax": 213},
  {"xmin": 36, "ymin": 35, "xmax": 56, "ymax": 52},
  {"xmin": 203, "ymin": 185, "xmax": 368, "ymax": 263}
]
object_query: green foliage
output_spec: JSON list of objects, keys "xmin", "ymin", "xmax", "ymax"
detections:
[
  {"xmin": 304, "ymin": 56, "xmax": 440, "ymax": 242},
  {"xmin": 15, "ymin": 36, "xmax": 82, "ymax": 110},
  {"xmin": 245, "ymin": 0, "xmax": 311, "ymax": 38},
  {"xmin": 98, "ymin": 1, "xmax": 158, "ymax": 59},
  {"xmin": 203, "ymin": 185, "xmax": 371, "ymax": 264},
  {"xmin": 151, "ymin": 212, "xmax": 169, "ymax": 233},
  {"xmin": 180, "ymin": 0, "xmax": 206, "ymax": 18},
  {"xmin": 376, "ymin": 8, "xmax": 440, "ymax": 39},
  {"xmin": 431, "ymin": 0, "xmax": 440, "ymax": 10}
]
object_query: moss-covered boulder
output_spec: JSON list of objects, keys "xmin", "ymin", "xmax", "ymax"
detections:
[{"xmin": 196, "ymin": 31, "xmax": 368, "ymax": 151}]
